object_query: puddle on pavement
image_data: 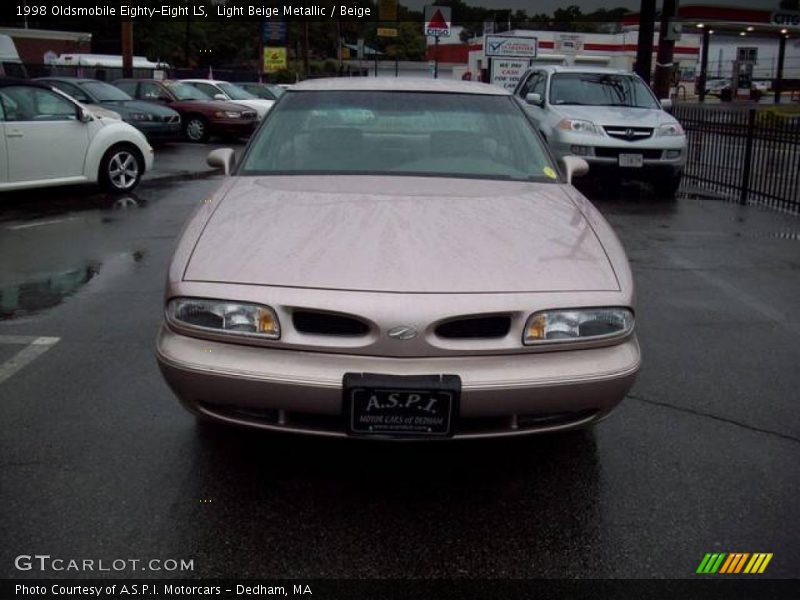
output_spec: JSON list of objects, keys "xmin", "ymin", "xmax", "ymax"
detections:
[
  {"xmin": 0, "ymin": 250, "xmax": 148, "ymax": 321},
  {"xmin": 0, "ymin": 190, "xmax": 147, "ymax": 226},
  {"xmin": 0, "ymin": 263, "xmax": 100, "ymax": 321}
]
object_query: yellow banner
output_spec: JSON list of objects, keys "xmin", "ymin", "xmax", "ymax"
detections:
[{"xmin": 263, "ymin": 47, "xmax": 287, "ymax": 73}]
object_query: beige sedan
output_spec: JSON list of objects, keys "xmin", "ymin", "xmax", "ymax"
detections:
[{"xmin": 156, "ymin": 78, "xmax": 640, "ymax": 439}]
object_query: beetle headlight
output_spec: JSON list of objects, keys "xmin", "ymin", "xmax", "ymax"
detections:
[
  {"xmin": 167, "ymin": 298, "xmax": 280, "ymax": 339},
  {"xmin": 523, "ymin": 308, "xmax": 633, "ymax": 345}
]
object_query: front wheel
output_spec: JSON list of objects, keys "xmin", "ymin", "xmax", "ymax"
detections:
[
  {"xmin": 99, "ymin": 145, "xmax": 143, "ymax": 193},
  {"xmin": 654, "ymin": 172, "xmax": 682, "ymax": 201},
  {"xmin": 184, "ymin": 116, "xmax": 209, "ymax": 143}
]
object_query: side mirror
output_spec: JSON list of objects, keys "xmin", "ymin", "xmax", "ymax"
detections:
[
  {"xmin": 525, "ymin": 92, "xmax": 543, "ymax": 107},
  {"xmin": 660, "ymin": 98, "xmax": 673, "ymax": 110},
  {"xmin": 213, "ymin": 93, "xmax": 227, "ymax": 101},
  {"xmin": 78, "ymin": 108, "xmax": 93, "ymax": 123},
  {"xmin": 207, "ymin": 148, "xmax": 236, "ymax": 176},
  {"xmin": 561, "ymin": 156, "xmax": 589, "ymax": 184}
]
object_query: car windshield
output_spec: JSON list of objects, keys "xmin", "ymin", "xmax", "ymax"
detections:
[
  {"xmin": 80, "ymin": 81, "xmax": 132, "ymax": 102},
  {"xmin": 549, "ymin": 73, "xmax": 660, "ymax": 109},
  {"xmin": 241, "ymin": 91, "xmax": 557, "ymax": 182},
  {"xmin": 266, "ymin": 84, "xmax": 285, "ymax": 98},
  {"xmin": 218, "ymin": 82, "xmax": 257, "ymax": 100},
  {"xmin": 164, "ymin": 81, "xmax": 211, "ymax": 101}
]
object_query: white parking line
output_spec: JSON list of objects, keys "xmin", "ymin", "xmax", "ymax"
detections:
[
  {"xmin": 7, "ymin": 217, "xmax": 81, "ymax": 231},
  {"xmin": 0, "ymin": 336, "xmax": 60, "ymax": 385}
]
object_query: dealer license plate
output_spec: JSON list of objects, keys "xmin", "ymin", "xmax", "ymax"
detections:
[{"xmin": 343, "ymin": 373, "xmax": 460, "ymax": 438}]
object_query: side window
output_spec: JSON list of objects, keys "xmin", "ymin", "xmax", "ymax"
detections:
[
  {"xmin": 115, "ymin": 81, "xmax": 137, "ymax": 97},
  {"xmin": 519, "ymin": 72, "xmax": 542, "ymax": 98},
  {"xmin": 531, "ymin": 73, "xmax": 547, "ymax": 96},
  {"xmin": 50, "ymin": 81, "xmax": 91, "ymax": 103},
  {"xmin": 516, "ymin": 73, "xmax": 533, "ymax": 97},
  {"xmin": 193, "ymin": 82, "xmax": 219, "ymax": 97},
  {"xmin": 140, "ymin": 82, "xmax": 165, "ymax": 100},
  {"xmin": 0, "ymin": 86, "xmax": 77, "ymax": 122}
]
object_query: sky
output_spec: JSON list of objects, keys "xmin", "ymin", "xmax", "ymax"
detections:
[{"xmin": 402, "ymin": 0, "xmax": 784, "ymax": 15}]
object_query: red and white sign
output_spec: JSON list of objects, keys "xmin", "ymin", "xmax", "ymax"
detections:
[{"xmin": 425, "ymin": 5, "xmax": 451, "ymax": 38}]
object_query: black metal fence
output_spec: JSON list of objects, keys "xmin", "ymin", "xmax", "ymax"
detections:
[{"xmin": 673, "ymin": 104, "xmax": 800, "ymax": 214}]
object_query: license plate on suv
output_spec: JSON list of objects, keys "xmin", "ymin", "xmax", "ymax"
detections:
[
  {"xmin": 343, "ymin": 373, "xmax": 460, "ymax": 438},
  {"xmin": 619, "ymin": 153, "xmax": 644, "ymax": 168}
]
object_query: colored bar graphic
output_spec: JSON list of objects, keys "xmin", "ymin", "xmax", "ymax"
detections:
[{"xmin": 700, "ymin": 552, "xmax": 773, "ymax": 575}]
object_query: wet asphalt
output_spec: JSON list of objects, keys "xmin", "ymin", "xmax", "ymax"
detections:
[{"xmin": 0, "ymin": 151, "xmax": 798, "ymax": 580}]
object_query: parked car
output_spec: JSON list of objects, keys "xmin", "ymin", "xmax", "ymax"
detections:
[
  {"xmin": 705, "ymin": 78, "xmax": 731, "ymax": 97},
  {"xmin": 112, "ymin": 79, "xmax": 258, "ymax": 143},
  {"xmin": 238, "ymin": 82, "xmax": 285, "ymax": 101},
  {"xmin": 156, "ymin": 78, "xmax": 640, "ymax": 440},
  {"xmin": 0, "ymin": 80, "xmax": 153, "ymax": 193},
  {"xmin": 514, "ymin": 66, "xmax": 687, "ymax": 199},
  {"xmin": 35, "ymin": 77, "xmax": 181, "ymax": 142},
  {"xmin": 179, "ymin": 79, "xmax": 274, "ymax": 119}
]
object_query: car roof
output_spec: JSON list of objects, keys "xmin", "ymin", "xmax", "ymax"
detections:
[
  {"xmin": 180, "ymin": 79, "xmax": 226, "ymax": 84},
  {"xmin": 290, "ymin": 78, "xmax": 509, "ymax": 95},
  {"xmin": 535, "ymin": 66, "xmax": 632, "ymax": 76},
  {"xmin": 35, "ymin": 77, "xmax": 102, "ymax": 84},
  {"xmin": 0, "ymin": 78, "xmax": 52, "ymax": 90}
]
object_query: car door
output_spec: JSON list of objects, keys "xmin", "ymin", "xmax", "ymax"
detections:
[
  {"xmin": 139, "ymin": 81, "xmax": 171, "ymax": 105},
  {"xmin": 517, "ymin": 71, "xmax": 548, "ymax": 128},
  {"xmin": 0, "ymin": 86, "xmax": 90, "ymax": 183},
  {"xmin": 191, "ymin": 81, "xmax": 224, "ymax": 100},
  {"xmin": 0, "ymin": 98, "xmax": 7, "ymax": 184}
]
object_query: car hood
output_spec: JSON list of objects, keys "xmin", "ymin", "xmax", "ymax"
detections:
[
  {"xmin": 99, "ymin": 100, "xmax": 177, "ymax": 118},
  {"xmin": 172, "ymin": 99, "xmax": 250, "ymax": 113},
  {"xmin": 183, "ymin": 176, "xmax": 620, "ymax": 293},
  {"xmin": 552, "ymin": 105, "xmax": 675, "ymax": 127}
]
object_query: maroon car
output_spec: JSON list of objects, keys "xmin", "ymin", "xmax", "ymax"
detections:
[{"xmin": 113, "ymin": 79, "xmax": 258, "ymax": 142}]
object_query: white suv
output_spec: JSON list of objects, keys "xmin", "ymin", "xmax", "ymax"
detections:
[{"xmin": 514, "ymin": 66, "xmax": 687, "ymax": 199}]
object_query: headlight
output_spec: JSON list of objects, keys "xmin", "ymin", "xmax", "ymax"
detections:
[
  {"xmin": 656, "ymin": 122, "xmax": 684, "ymax": 137},
  {"xmin": 523, "ymin": 308, "xmax": 633, "ymax": 345},
  {"xmin": 167, "ymin": 298, "xmax": 280, "ymax": 339},
  {"xmin": 128, "ymin": 112, "xmax": 153, "ymax": 121},
  {"xmin": 214, "ymin": 110, "xmax": 242, "ymax": 119},
  {"xmin": 557, "ymin": 119, "xmax": 602, "ymax": 136}
]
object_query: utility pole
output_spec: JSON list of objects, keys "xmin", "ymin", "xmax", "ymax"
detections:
[
  {"xmin": 634, "ymin": 0, "xmax": 656, "ymax": 84},
  {"xmin": 698, "ymin": 27, "xmax": 710, "ymax": 103},
  {"xmin": 121, "ymin": 19, "xmax": 133, "ymax": 78},
  {"xmin": 303, "ymin": 21, "xmax": 310, "ymax": 78},
  {"xmin": 774, "ymin": 32, "xmax": 787, "ymax": 104},
  {"xmin": 653, "ymin": 0, "xmax": 679, "ymax": 100}
]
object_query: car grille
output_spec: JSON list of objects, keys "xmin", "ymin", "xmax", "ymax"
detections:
[
  {"xmin": 603, "ymin": 126, "xmax": 653, "ymax": 141},
  {"xmin": 292, "ymin": 310, "xmax": 370, "ymax": 337},
  {"xmin": 159, "ymin": 114, "xmax": 180, "ymax": 123},
  {"xmin": 197, "ymin": 403, "xmax": 600, "ymax": 438},
  {"xmin": 595, "ymin": 148, "xmax": 663, "ymax": 160},
  {"xmin": 435, "ymin": 315, "xmax": 511, "ymax": 339}
]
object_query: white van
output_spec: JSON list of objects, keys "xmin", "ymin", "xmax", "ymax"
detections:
[{"xmin": 0, "ymin": 34, "xmax": 28, "ymax": 78}]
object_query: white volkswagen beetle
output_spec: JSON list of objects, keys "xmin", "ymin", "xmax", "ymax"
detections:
[{"xmin": 0, "ymin": 80, "xmax": 153, "ymax": 193}]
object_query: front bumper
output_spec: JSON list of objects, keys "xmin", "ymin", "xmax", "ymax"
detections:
[
  {"xmin": 156, "ymin": 325, "xmax": 641, "ymax": 439},
  {"xmin": 208, "ymin": 118, "xmax": 258, "ymax": 137},
  {"xmin": 130, "ymin": 120, "xmax": 182, "ymax": 141},
  {"xmin": 549, "ymin": 131, "xmax": 687, "ymax": 173}
]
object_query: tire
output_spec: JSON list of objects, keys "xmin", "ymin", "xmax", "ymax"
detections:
[
  {"xmin": 184, "ymin": 115, "xmax": 209, "ymax": 143},
  {"xmin": 99, "ymin": 144, "xmax": 143, "ymax": 193},
  {"xmin": 655, "ymin": 172, "xmax": 682, "ymax": 201}
]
